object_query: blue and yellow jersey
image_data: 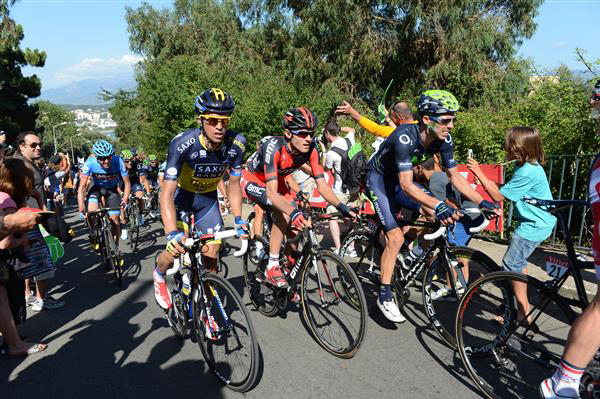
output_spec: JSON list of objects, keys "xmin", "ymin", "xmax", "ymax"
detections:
[{"xmin": 164, "ymin": 128, "xmax": 246, "ymax": 194}]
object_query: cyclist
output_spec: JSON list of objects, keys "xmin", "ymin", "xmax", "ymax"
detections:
[
  {"xmin": 242, "ymin": 107, "xmax": 354, "ymax": 288},
  {"xmin": 143, "ymin": 154, "xmax": 160, "ymax": 219},
  {"xmin": 153, "ymin": 88, "xmax": 247, "ymax": 310},
  {"xmin": 120, "ymin": 149, "xmax": 147, "ymax": 239},
  {"xmin": 337, "ymin": 90, "xmax": 498, "ymax": 322},
  {"xmin": 78, "ymin": 140, "xmax": 130, "ymax": 248},
  {"xmin": 539, "ymin": 93, "xmax": 600, "ymax": 399}
]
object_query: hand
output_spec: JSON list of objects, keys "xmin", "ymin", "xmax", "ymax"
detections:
[
  {"xmin": 335, "ymin": 203, "xmax": 354, "ymax": 218},
  {"xmin": 223, "ymin": 196, "xmax": 230, "ymax": 209},
  {"xmin": 467, "ymin": 158, "xmax": 483, "ymax": 177},
  {"xmin": 234, "ymin": 216, "xmax": 249, "ymax": 239},
  {"xmin": 290, "ymin": 209, "xmax": 311, "ymax": 230},
  {"xmin": 479, "ymin": 200, "xmax": 502, "ymax": 216},
  {"xmin": 165, "ymin": 231, "xmax": 186, "ymax": 256},
  {"xmin": 4, "ymin": 209, "xmax": 41, "ymax": 232},
  {"xmin": 120, "ymin": 198, "xmax": 128, "ymax": 208},
  {"xmin": 434, "ymin": 201, "xmax": 459, "ymax": 225},
  {"xmin": 336, "ymin": 101, "xmax": 360, "ymax": 120}
]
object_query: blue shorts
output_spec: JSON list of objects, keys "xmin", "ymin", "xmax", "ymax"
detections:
[
  {"xmin": 502, "ymin": 233, "xmax": 540, "ymax": 273},
  {"xmin": 132, "ymin": 183, "xmax": 144, "ymax": 194},
  {"xmin": 366, "ymin": 171, "xmax": 429, "ymax": 232},
  {"xmin": 447, "ymin": 215, "xmax": 486, "ymax": 247},
  {"xmin": 174, "ymin": 188, "xmax": 223, "ymax": 235}
]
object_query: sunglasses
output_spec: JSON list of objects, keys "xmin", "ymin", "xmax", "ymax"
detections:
[
  {"xmin": 98, "ymin": 156, "xmax": 112, "ymax": 161},
  {"xmin": 201, "ymin": 116, "xmax": 230, "ymax": 127},
  {"xmin": 26, "ymin": 142, "xmax": 42, "ymax": 149},
  {"xmin": 431, "ymin": 116, "xmax": 455, "ymax": 125},
  {"xmin": 125, "ymin": 160, "xmax": 132, "ymax": 163},
  {"xmin": 291, "ymin": 130, "xmax": 314, "ymax": 139}
]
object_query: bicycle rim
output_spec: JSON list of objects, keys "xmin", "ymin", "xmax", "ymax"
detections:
[
  {"xmin": 242, "ymin": 236, "xmax": 278, "ymax": 317},
  {"xmin": 104, "ymin": 227, "xmax": 121, "ymax": 285},
  {"xmin": 301, "ymin": 251, "xmax": 367, "ymax": 358},
  {"xmin": 422, "ymin": 247, "xmax": 500, "ymax": 348},
  {"xmin": 192, "ymin": 274, "xmax": 259, "ymax": 392},
  {"xmin": 455, "ymin": 271, "xmax": 576, "ymax": 399}
]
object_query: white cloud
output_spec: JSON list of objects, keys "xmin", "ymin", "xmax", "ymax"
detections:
[{"xmin": 54, "ymin": 54, "xmax": 144, "ymax": 83}]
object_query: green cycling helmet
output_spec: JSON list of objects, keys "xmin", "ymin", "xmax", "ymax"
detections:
[
  {"xmin": 148, "ymin": 154, "xmax": 157, "ymax": 161},
  {"xmin": 416, "ymin": 90, "xmax": 460, "ymax": 115},
  {"xmin": 121, "ymin": 149, "xmax": 134, "ymax": 160}
]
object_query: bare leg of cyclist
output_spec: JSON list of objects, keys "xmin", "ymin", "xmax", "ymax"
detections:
[
  {"xmin": 379, "ymin": 227, "xmax": 406, "ymax": 323},
  {"xmin": 329, "ymin": 219, "xmax": 341, "ymax": 252},
  {"xmin": 253, "ymin": 204, "xmax": 264, "ymax": 238},
  {"xmin": 541, "ymin": 284, "xmax": 600, "ymax": 398},
  {"xmin": 109, "ymin": 214, "xmax": 121, "ymax": 246},
  {"xmin": 202, "ymin": 243, "xmax": 219, "ymax": 273},
  {"xmin": 264, "ymin": 210, "xmax": 289, "ymax": 288}
]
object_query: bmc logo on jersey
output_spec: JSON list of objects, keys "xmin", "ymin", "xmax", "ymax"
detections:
[
  {"xmin": 265, "ymin": 140, "xmax": 277, "ymax": 163},
  {"xmin": 177, "ymin": 137, "xmax": 196, "ymax": 153},
  {"xmin": 193, "ymin": 163, "xmax": 227, "ymax": 178}
]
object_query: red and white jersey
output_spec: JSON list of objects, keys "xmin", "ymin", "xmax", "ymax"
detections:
[{"xmin": 590, "ymin": 154, "xmax": 600, "ymax": 280}]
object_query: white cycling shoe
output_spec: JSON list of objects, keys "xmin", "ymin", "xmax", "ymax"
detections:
[
  {"xmin": 539, "ymin": 378, "xmax": 580, "ymax": 398},
  {"xmin": 121, "ymin": 229, "xmax": 128, "ymax": 241},
  {"xmin": 377, "ymin": 297, "xmax": 406, "ymax": 323}
]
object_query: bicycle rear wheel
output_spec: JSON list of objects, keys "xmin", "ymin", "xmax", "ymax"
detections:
[
  {"xmin": 242, "ymin": 235, "xmax": 278, "ymax": 317},
  {"xmin": 422, "ymin": 246, "xmax": 500, "ymax": 348},
  {"xmin": 455, "ymin": 271, "xmax": 576, "ymax": 399},
  {"xmin": 192, "ymin": 274, "xmax": 259, "ymax": 392},
  {"xmin": 301, "ymin": 250, "xmax": 367, "ymax": 358}
]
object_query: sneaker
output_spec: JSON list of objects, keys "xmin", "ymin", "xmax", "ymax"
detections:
[
  {"xmin": 377, "ymin": 297, "xmax": 406, "ymax": 323},
  {"xmin": 31, "ymin": 296, "xmax": 65, "ymax": 311},
  {"xmin": 539, "ymin": 377, "xmax": 580, "ymax": 398},
  {"xmin": 148, "ymin": 211, "xmax": 157, "ymax": 220},
  {"xmin": 121, "ymin": 229, "xmax": 128, "ymax": 241},
  {"xmin": 265, "ymin": 266, "xmax": 288, "ymax": 288},
  {"xmin": 201, "ymin": 309, "xmax": 220, "ymax": 340},
  {"xmin": 25, "ymin": 294, "xmax": 37, "ymax": 307},
  {"xmin": 342, "ymin": 248, "xmax": 358, "ymax": 258},
  {"xmin": 153, "ymin": 271, "xmax": 172, "ymax": 310},
  {"xmin": 430, "ymin": 287, "xmax": 458, "ymax": 302}
]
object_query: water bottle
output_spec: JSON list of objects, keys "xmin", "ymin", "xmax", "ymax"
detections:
[
  {"xmin": 182, "ymin": 272, "xmax": 191, "ymax": 296},
  {"xmin": 400, "ymin": 245, "xmax": 424, "ymax": 270}
]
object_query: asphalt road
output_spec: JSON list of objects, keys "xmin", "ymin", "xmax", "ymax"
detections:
[{"xmin": 2, "ymin": 206, "xmax": 482, "ymax": 399}]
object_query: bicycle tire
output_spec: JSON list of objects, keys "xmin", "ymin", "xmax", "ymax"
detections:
[
  {"xmin": 301, "ymin": 250, "xmax": 367, "ymax": 358},
  {"xmin": 455, "ymin": 271, "xmax": 577, "ymax": 399},
  {"xmin": 242, "ymin": 235, "xmax": 278, "ymax": 317},
  {"xmin": 192, "ymin": 273, "xmax": 259, "ymax": 392},
  {"xmin": 422, "ymin": 246, "xmax": 500, "ymax": 348},
  {"xmin": 161, "ymin": 254, "xmax": 187, "ymax": 339},
  {"xmin": 128, "ymin": 203, "xmax": 140, "ymax": 251},
  {"xmin": 104, "ymin": 225, "xmax": 122, "ymax": 285}
]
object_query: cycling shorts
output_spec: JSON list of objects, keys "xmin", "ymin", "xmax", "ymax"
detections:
[
  {"xmin": 174, "ymin": 188, "xmax": 223, "ymax": 238},
  {"xmin": 87, "ymin": 186, "xmax": 121, "ymax": 216},
  {"xmin": 132, "ymin": 183, "xmax": 144, "ymax": 194},
  {"xmin": 241, "ymin": 169, "xmax": 295, "ymax": 209},
  {"xmin": 366, "ymin": 171, "xmax": 430, "ymax": 232}
]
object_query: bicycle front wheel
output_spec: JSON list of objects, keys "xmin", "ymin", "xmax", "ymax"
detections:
[
  {"xmin": 422, "ymin": 246, "xmax": 500, "ymax": 348},
  {"xmin": 104, "ymin": 225, "xmax": 123, "ymax": 286},
  {"xmin": 455, "ymin": 271, "xmax": 576, "ymax": 399},
  {"xmin": 128, "ymin": 204, "xmax": 139, "ymax": 251},
  {"xmin": 301, "ymin": 250, "xmax": 367, "ymax": 358},
  {"xmin": 192, "ymin": 274, "xmax": 259, "ymax": 392}
]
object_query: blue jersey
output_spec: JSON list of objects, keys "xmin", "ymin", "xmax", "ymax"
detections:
[
  {"xmin": 81, "ymin": 155, "xmax": 128, "ymax": 189},
  {"xmin": 367, "ymin": 123, "xmax": 457, "ymax": 176},
  {"xmin": 164, "ymin": 128, "xmax": 246, "ymax": 194}
]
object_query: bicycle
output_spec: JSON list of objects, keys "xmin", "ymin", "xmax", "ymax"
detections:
[
  {"xmin": 160, "ymin": 229, "xmax": 258, "ymax": 392},
  {"xmin": 242, "ymin": 193, "xmax": 368, "ymax": 358},
  {"xmin": 455, "ymin": 198, "xmax": 600, "ymax": 399},
  {"xmin": 86, "ymin": 206, "xmax": 124, "ymax": 286},
  {"xmin": 339, "ymin": 207, "xmax": 499, "ymax": 348},
  {"xmin": 125, "ymin": 195, "xmax": 141, "ymax": 251}
]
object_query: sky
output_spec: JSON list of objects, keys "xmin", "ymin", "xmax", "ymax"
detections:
[{"xmin": 10, "ymin": 0, "xmax": 600, "ymax": 91}]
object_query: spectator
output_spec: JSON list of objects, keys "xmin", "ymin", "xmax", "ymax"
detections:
[
  {"xmin": 323, "ymin": 122, "xmax": 357, "ymax": 255},
  {"xmin": 13, "ymin": 131, "xmax": 65, "ymax": 311},
  {"xmin": 45, "ymin": 153, "xmax": 70, "ymax": 216}
]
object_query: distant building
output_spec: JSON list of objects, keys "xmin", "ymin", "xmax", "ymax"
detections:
[{"xmin": 72, "ymin": 108, "xmax": 117, "ymax": 129}]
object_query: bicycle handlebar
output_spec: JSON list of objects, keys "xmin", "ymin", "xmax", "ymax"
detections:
[
  {"xmin": 423, "ymin": 225, "xmax": 446, "ymax": 240},
  {"xmin": 184, "ymin": 229, "xmax": 248, "ymax": 257},
  {"xmin": 87, "ymin": 207, "xmax": 121, "ymax": 216},
  {"xmin": 461, "ymin": 207, "xmax": 493, "ymax": 233}
]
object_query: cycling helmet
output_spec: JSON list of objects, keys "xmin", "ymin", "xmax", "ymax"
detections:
[
  {"xmin": 416, "ymin": 90, "xmax": 460, "ymax": 115},
  {"xmin": 282, "ymin": 107, "xmax": 318, "ymax": 133},
  {"xmin": 92, "ymin": 140, "xmax": 114, "ymax": 157},
  {"xmin": 147, "ymin": 154, "xmax": 157, "ymax": 161},
  {"xmin": 194, "ymin": 88, "xmax": 235, "ymax": 116},
  {"xmin": 121, "ymin": 149, "xmax": 133, "ymax": 160}
]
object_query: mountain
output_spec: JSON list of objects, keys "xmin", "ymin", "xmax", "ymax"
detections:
[{"xmin": 39, "ymin": 77, "xmax": 136, "ymax": 105}]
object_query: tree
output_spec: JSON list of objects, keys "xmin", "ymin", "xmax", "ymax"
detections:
[{"xmin": 0, "ymin": 0, "xmax": 46, "ymax": 143}]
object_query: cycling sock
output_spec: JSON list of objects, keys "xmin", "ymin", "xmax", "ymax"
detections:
[
  {"xmin": 267, "ymin": 254, "xmax": 279, "ymax": 271},
  {"xmin": 379, "ymin": 284, "xmax": 392, "ymax": 303},
  {"xmin": 153, "ymin": 268, "xmax": 166, "ymax": 283},
  {"xmin": 551, "ymin": 359, "xmax": 584, "ymax": 394}
]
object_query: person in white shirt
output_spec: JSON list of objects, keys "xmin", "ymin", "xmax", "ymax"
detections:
[{"xmin": 323, "ymin": 122, "xmax": 356, "ymax": 255}]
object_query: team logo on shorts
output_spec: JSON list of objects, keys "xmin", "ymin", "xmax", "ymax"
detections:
[{"xmin": 167, "ymin": 167, "xmax": 178, "ymax": 176}]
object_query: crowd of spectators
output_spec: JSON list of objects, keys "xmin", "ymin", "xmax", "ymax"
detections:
[{"xmin": 0, "ymin": 131, "xmax": 74, "ymax": 358}]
